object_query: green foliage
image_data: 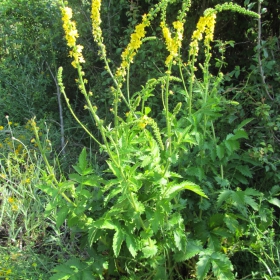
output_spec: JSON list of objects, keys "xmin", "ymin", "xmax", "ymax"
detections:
[{"xmin": 1, "ymin": 0, "xmax": 279, "ymax": 279}]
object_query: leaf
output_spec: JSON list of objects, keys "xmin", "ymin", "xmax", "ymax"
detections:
[
  {"xmin": 38, "ymin": 184, "xmax": 58, "ymax": 197},
  {"xmin": 225, "ymin": 139, "xmax": 240, "ymax": 153},
  {"xmin": 244, "ymin": 188, "xmax": 261, "ymax": 196},
  {"xmin": 224, "ymin": 214, "xmax": 240, "ymax": 234},
  {"xmin": 244, "ymin": 195, "xmax": 258, "ymax": 211},
  {"xmin": 235, "ymin": 165, "xmax": 252, "ymax": 178},
  {"xmin": 126, "ymin": 233, "xmax": 138, "ymax": 258},
  {"xmin": 196, "ymin": 254, "xmax": 212, "ymax": 280},
  {"xmin": 186, "ymin": 167, "xmax": 205, "ymax": 181},
  {"xmin": 268, "ymin": 197, "xmax": 280, "ymax": 208},
  {"xmin": 113, "ymin": 229, "xmax": 124, "ymax": 257},
  {"xmin": 56, "ymin": 205, "xmax": 69, "ymax": 228},
  {"xmin": 236, "ymin": 118, "xmax": 254, "ymax": 130},
  {"xmin": 164, "ymin": 181, "xmax": 208, "ymax": 199},
  {"xmin": 217, "ymin": 190, "xmax": 233, "ymax": 208},
  {"xmin": 50, "ymin": 258, "xmax": 83, "ymax": 280},
  {"xmin": 139, "ymin": 155, "xmax": 152, "ymax": 167},
  {"xmin": 142, "ymin": 239, "xmax": 158, "ymax": 258},
  {"xmin": 211, "ymin": 252, "xmax": 234, "ymax": 280},
  {"xmin": 173, "ymin": 228, "xmax": 187, "ymax": 251},
  {"xmin": 93, "ymin": 218, "xmax": 116, "ymax": 230},
  {"xmin": 231, "ymin": 129, "xmax": 248, "ymax": 140},
  {"xmin": 216, "ymin": 144, "xmax": 225, "ymax": 160},
  {"xmin": 208, "ymin": 233, "xmax": 221, "ymax": 251},
  {"xmin": 78, "ymin": 147, "xmax": 87, "ymax": 172},
  {"xmin": 174, "ymin": 239, "xmax": 203, "ymax": 262}
]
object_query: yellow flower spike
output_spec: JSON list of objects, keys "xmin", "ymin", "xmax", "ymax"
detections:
[
  {"xmin": 161, "ymin": 20, "xmax": 184, "ymax": 66},
  {"xmin": 189, "ymin": 13, "xmax": 216, "ymax": 57},
  {"xmin": 115, "ymin": 13, "xmax": 150, "ymax": 81}
]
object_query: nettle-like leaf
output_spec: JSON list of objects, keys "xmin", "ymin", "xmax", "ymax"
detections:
[
  {"xmin": 224, "ymin": 214, "xmax": 241, "ymax": 235},
  {"xmin": 56, "ymin": 205, "xmax": 70, "ymax": 228},
  {"xmin": 196, "ymin": 253, "xmax": 212, "ymax": 280},
  {"xmin": 235, "ymin": 165, "xmax": 253, "ymax": 178},
  {"xmin": 142, "ymin": 239, "xmax": 158, "ymax": 258},
  {"xmin": 50, "ymin": 258, "xmax": 94, "ymax": 280},
  {"xmin": 268, "ymin": 197, "xmax": 280, "ymax": 208},
  {"xmin": 163, "ymin": 181, "xmax": 208, "ymax": 200},
  {"xmin": 72, "ymin": 147, "xmax": 93, "ymax": 176},
  {"xmin": 113, "ymin": 228, "xmax": 124, "ymax": 257},
  {"xmin": 173, "ymin": 228, "xmax": 187, "ymax": 251},
  {"xmin": 126, "ymin": 232, "xmax": 138, "ymax": 258},
  {"xmin": 217, "ymin": 189, "xmax": 233, "ymax": 208},
  {"xmin": 216, "ymin": 144, "xmax": 225, "ymax": 160},
  {"xmin": 218, "ymin": 188, "xmax": 261, "ymax": 216},
  {"xmin": 211, "ymin": 252, "xmax": 234, "ymax": 280},
  {"xmin": 196, "ymin": 251, "xmax": 234, "ymax": 280},
  {"xmin": 173, "ymin": 239, "xmax": 203, "ymax": 262}
]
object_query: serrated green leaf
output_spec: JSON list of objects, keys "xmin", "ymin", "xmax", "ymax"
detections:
[
  {"xmin": 104, "ymin": 187, "xmax": 122, "ymax": 206},
  {"xmin": 225, "ymin": 139, "xmax": 240, "ymax": 153},
  {"xmin": 216, "ymin": 144, "xmax": 225, "ymax": 160},
  {"xmin": 236, "ymin": 118, "xmax": 254, "ymax": 130},
  {"xmin": 268, "ymin": 197, "xmax": 280, "ymax": 208},
  {"xmin": 164, "ymin": 181, "xmax": 208, "ymax": 199},
  {"xmin": 38, "ymin": 184, "xmax": 58, "ymax": 197},
  {"xmin": 174, "ymin": 239, "xmax": 203, "ymax": 262},
  {"xmin": 209, "ymin": 213, "xmax": 224, "ymax": 228},
  {"xmin": 185, "ymin": 167, "xmax": 205, "ymax": 180},
  {"xmin": 234, "ymin": 173, "xmax": 249, "ymax": 184},
  {"xmin": 231, "ymin": 129, "xmax": 248, "ymax": 140},
  {"xmin": 211, "ymin": 252, "xmax": 234, "ymax": 280},
  {"xmin": 208, "ymin": 233, "xmax": 221, "ymax": 251},
  {"xmin": 217, "ymin": 190, "xmax": 233, "ymax": 208},
  {"xmin": 142, "ymin": 239, "xmax": 158, "ymax": 258},
  {"xmin": 244, "ymin": 188, "xmax": 261, "ymax": 196},
  {"xmin": 235, "ymin": 165, "xmax": 253, "ymax": 178},
  {"xmin": 113, "ymin": 229, "xmax": 124, "ymax": 257},
  {"xmin": 196, "ymin": 254, "xmax": 212, "ymax": 280},
  {"xmin": 126, "ymin": 233, "xmax": 138, "ymax": 258},
  {"xmin": 244, "ymin": 195, "xmax": 258, "ymax": 210},
  {"xmin": 56, "ymin": 205, "xmax": 69, "ymax": 228},
  {"xmin": 93, "ymin": 218, "xmax": 116, "ymax": 230},
  {"xmin": 139, "ymin": 155, "xmax": 152, "ymax": 167},
  {"xmin": 224, "ymin": 214, "xmax": 240, "ymax": 234},
  {"xmin": 173, "ymin": 228, "xmax": 187, "ymax": 251}
]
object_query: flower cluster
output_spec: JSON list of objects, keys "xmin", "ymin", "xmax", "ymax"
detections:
[
  {"xmin": 189, "ymin": 13, "xmax": 216, "ymax": 57},
  {"xmin": 61, "ymin": 7, "xmax": 85, "ymax": 68},
  {"xmin": 8, "ymin": 197, "xmax": 19, "ymax": 211},
  {"xmin": 115, "ymin": 14, "xmax": 150, "ymax": 81},
  {"xmin": 161, "ymin": 20, "xmax": 184, "ymax": 66},
  {"xmin": 91, "ymin": 0, "xmax": 102, "ymax": 42},
  {"xmin": 206, "ymin": 2, "xmax": 259, "ymax": 18}
]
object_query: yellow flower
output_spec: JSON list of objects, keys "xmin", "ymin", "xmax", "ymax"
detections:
[
  {"xmin": 61, "ymin": 6, "xmax": 85, "ymax": 68},
  {"xmin": 8, "ymin": 197, "xmax": 15, "ymax": 204},
  {"xmin": 115, "ymin": 14, "xmax": 150, "ymax": 81},
  {"xmin": 0, "ymin": 126, "xmax": 3, "ymax": 130},
  {"xmin": 91, "ymin": 0, "xmax": 102, "ymax": 42},
  {"xmin": 161, "ymin": 20, "xmax": 184, "ymax": 66},
  {"xmin": 189, "ymin": 13, "xmax": 216, "ymax": 57}
]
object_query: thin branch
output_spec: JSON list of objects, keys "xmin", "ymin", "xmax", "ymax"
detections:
[
  {"xmin": 257, "ymin": 0, "xmax": 274, "ymax": 101},
  {"xmin": 46, "ymin": 62, "xmax": 66, "ymax": 155}
]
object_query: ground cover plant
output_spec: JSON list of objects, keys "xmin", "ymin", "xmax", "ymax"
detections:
[{"xmin": 0, "ymin": 0, "xmax": 280, "ymax": 279}]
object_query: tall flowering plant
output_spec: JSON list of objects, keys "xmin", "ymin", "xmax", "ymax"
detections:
[{"xmin": 37, "ymin": 1, "xmax": 260, "ymax": 279}]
